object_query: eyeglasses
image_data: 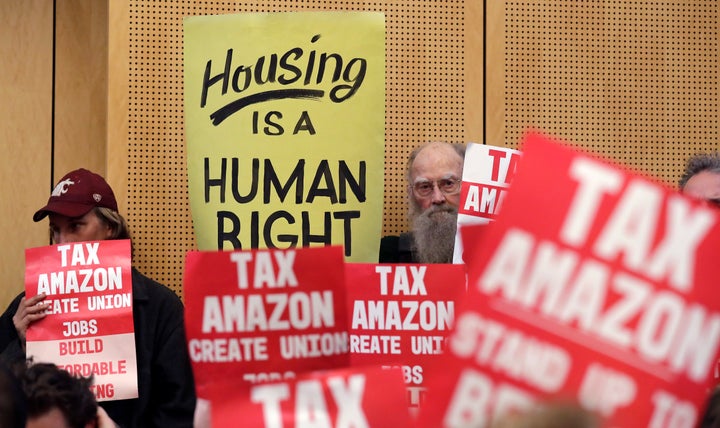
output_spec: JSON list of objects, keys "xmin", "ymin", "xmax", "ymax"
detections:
[{"xmin": 412, "ymin": 178, "xmax": 461, "ymax": 198}]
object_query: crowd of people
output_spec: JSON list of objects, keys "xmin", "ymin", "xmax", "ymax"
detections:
[{"xmin": 1, "ymin": 146, "xmax": 720, "ymax": 427}]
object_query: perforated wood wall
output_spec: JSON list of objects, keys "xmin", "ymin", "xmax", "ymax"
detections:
[
  {"xmin": 110, "ymin": 1, "xmax": 477, "ymax": 297},
  {"xmin": 486, "ymin": 1, "xmax": 720, "ymax": 185}
]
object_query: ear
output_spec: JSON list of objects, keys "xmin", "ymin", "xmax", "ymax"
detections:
[{"xmin": 103, "ymin": 222, "xmax": 115, "ymax": 240}]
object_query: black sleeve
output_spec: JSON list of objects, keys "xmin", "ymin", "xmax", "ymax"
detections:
[
  {"xmin": 379, "ymin": 235, "xmax": 400, "ymax": 263},
  {"xmin": 148, "ymin": 293, "xmax": 196, "ymax": 428},
  {"xmin": 0, "ymin": 293, "xmax": 26, "ymax": 365}
]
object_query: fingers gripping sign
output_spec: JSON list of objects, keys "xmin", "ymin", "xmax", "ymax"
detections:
[{"xmin": 12, "ymin": 293, "xmax": 48, "ymax": 344}]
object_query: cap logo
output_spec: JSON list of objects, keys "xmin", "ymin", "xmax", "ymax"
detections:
[
  {"xmin": 93, "ymin": 194, "xmax": 102, "ymax": 203},
  {"xmin": 51, "ymin": 179, "xmax": 75, "ymax": 197}
]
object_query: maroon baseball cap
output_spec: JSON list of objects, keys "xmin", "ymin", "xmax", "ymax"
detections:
[{"xmin": 33, "ymin": 168, "xmax": 118, "ymax": 222}]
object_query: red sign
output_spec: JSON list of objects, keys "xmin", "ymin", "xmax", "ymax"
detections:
[
  {"xmin": 346, "ymin": 263, "xmax": 466, "ymax": 413},
  {"xmin": 208, "ymin": 366, "xmax": 413, "ymax": 428},
  {"xmin": 184, "ymin": 246, "xmax": 350, "ymax": 397},
  {"xmin": 457, "ymin": 144, "xmax": 521, "ymax": 220},
  {"xmin": 25, "ymin": 240, "xmax": 137, "ymax": 401},
  {"xmin": 453, "ymin": 143, "xmax": 522, "ymax": 263},
  {"xmin": 420, "ymin": 132, "xmax": 720, "ymax": 427}
]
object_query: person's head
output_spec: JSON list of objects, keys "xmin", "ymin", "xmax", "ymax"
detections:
[
  {"xmin": 407, "ymin": 141, "xmax": 466, "ymax": 212},
  {"xmin": 679, "ymin": 152, "xmax": 720, "ymax": 206},
  {"xmin": 0, "ymin": 362, "xmax": 26, "ymax": 428},
  {"xmin": 21, "ymin": 363, "xmax": 97, "ymax": 428},
  {"xmin": 32, "ymin": 168, "xmax": 130, "ymax": 244},
  {"xmin": 406, "ymin": 141, "xmax": 465, "ymax": 263}
]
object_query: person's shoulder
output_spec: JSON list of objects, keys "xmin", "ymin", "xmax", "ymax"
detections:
[
  {"xmin": 379, "ymin": 235, "xmax": 400, "ymax": 263},
  {"xmin": 1, "ymin": 293, "xmax": 26, "ymax": 317},
  {"xmin": 380, "ymin": 235, "xmax": 400, "ymax": 248},
  {"xmin": 379, "ymin": 232, "xmax": 416, "ymax": 263},
  {"xmin": 398, "ymin": 232, "xmax": 414, "ymax": 250}
]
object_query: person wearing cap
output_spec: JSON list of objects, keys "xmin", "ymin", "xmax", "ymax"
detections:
[{"xmin": 0, "ymin": 169, "xmax": 196, "ymax": 427}]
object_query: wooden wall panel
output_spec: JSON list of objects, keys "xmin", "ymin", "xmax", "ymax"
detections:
[
  {"xmin": 487, "ymin": 1, "xmax": 720, "ymax": 187},
  {"xmin": 0, "ymin": 0, "xmax": 109, "ymax": 310},
  {"xmin": 465, "ymin": 1, "xmax": 485, "ymax": 146},
  {"xmin": 54, "ymin": 0, "xmax": 108, "ymax": 177},
  {"xmin": 107, "ymin": 0, "xmax": 129, "ymax": 213},
  {"xmin": 0, "ymin": 0, "xmax": 53, "ymax": 309}
]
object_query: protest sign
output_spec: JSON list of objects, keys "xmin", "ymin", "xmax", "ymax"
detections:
[
  {"xmin": 25, "ymin": 239, "xmax": 137, "ymax": 401},
  {"xmin": 184, "ymin": 12, "xmax": 385, "ymax": 262},
  {"xmin": 346, "ymin": 263, "xmax": 466, "ymax": 413},
  {"xmin": 453, "ymin": 142, "xmax": 521, "ymax": 263},
  {"xmin": 208, "ymin": 365, "xmax": 413, "ymax": 428},
  {"xmin": 420, "ymin": 132, "xmax": 720, "ymax": 427},
  {"xmin": 184, "ymin": 245, "xmax": 350, "ymax": 397}
]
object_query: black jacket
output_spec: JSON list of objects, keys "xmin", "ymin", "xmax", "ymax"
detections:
[
  {"xmin": 0, "ymin": 268, "xmax": 196, "ymax": 428},
  {"xmin": 378, "ymin": 232, "xmax": 418, "ymax": 263}
]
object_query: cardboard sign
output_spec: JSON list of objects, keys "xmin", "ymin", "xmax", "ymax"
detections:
[
  {"xmin": 25, "ymin": 240, "xmax": 138, "ymax": 401},
  {"xmin": 184, "ymin": 12, "xmax": 385, "ymax": 262},
  {"xmin": 345, "ymin": 263, "xmax": 466, "ymax": 413},
  {"xmin": 453, "ymin": 143, "xmax": 521, "ymax": 263},
  {"xmin": 209, "ymin": 365, "xmax": 413, "ymax": 428},
  {"xmin": 420, "ymin": 132, "xmax": 720, "ymax": 427},
  {"xmin": 184, "ymin": 246, "xmax": 350, "ymax": 397}
]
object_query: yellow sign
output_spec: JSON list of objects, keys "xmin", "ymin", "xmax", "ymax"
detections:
[{"xmin": 184, "ymin": 12, "xmax": 385, "ymax": 262}]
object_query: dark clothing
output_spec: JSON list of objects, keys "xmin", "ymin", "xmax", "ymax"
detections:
[
  {"xmin": 0, "ymin": 303, "xmax": 24, "ymax": 365},
  {"xmin": 379, "ymin": 232, "xmax": 418, "ymax": 263},
  {"xmin": 0, "ymin": 268, "xmax": 196, "ymax": 428},
  {"xmin": 699, "ymin": 386, "xmax": 720, "ymax": 428}
]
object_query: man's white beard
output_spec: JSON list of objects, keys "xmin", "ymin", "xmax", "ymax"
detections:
[{"xmin": 410, "ymin": 203, "xmax": 458, "ymax": 264}]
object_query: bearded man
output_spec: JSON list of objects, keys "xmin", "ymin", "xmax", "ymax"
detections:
[{"xmin": 380, "ymin": 141, "xmax": 465, "ymax": 263}]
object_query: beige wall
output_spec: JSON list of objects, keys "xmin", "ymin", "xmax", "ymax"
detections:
[
  {"xmin": 54, "ymin": 0, "xmax": 107, "ymax": 175},
  {"xmin": 0, "ymin": 0, "xmax": 107, "ymax": 309}
]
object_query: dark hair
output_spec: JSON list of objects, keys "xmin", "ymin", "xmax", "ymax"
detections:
[
  {"xmin": 0, "ymin": 362, "xmax": 26, "ymax": 428},
  {"xmin": 21, "ymin": 363, "xmax": 97, "ymax": 428},
  {"xmin": 679, "ymin": 152, "xmax": 720, "ymax": 189},
  {"xmin": 699, "ymin": 385, "xmax": 720, "ymax": 428}
]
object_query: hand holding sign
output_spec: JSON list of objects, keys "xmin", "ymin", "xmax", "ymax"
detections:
[
  {"xmin": 12, "ymin": 293, "xmax": 49, "ymax": 344},
  {"xmin": 25, "ymin": 239, "xmax": 138, "ymax": 402}
]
